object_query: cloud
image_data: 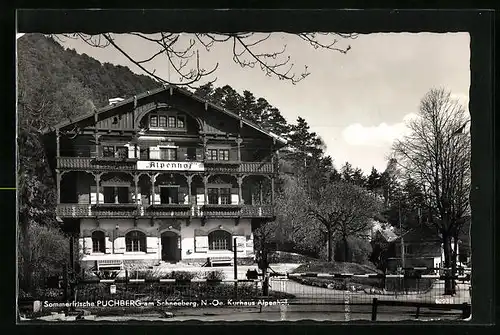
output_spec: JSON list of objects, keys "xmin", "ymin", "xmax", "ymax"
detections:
[{"xmin": 342, "ymin": 113, "xmax": 418, "ymax": 147}]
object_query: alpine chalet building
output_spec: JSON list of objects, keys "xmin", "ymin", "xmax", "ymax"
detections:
[{"xmin": 43, "ymin": 85, "xmax": 287, "ymax": 270}]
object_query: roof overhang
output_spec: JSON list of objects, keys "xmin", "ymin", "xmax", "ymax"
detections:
[{"xmin": 42, "ymin": 84, "xmax": 288, "ymax": 146}]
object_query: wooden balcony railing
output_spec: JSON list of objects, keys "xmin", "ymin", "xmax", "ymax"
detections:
[
  {"xmin": 56, "ymin": 203, "xmax": 275, "ymax": 219},
  {"xmin": 57, "ymin": 157, "xmax": 275, "ymax": 174}
]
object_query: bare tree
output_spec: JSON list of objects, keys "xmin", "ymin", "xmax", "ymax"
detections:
[
  {"xmin": 53, "ymin": 32, "xmax": 357, "ymax": 88},
  {"xmin": 392, "ymin": 88, "xmax": 471, "ymax": 295},
  {"xmin": 306, "ymin": 180, "xmax": 382, "ymax": 262}
]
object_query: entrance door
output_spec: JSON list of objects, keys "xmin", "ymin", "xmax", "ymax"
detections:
[{"xmin": 161, "ymin": 231, "xmax": 180, "ymax": 262}]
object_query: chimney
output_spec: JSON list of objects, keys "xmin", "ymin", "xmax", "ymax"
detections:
[{"xmin": 109, "ymin": 97, "xmax": 125, "ymax": 105}]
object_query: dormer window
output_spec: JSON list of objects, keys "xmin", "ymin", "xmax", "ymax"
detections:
[{"xmin": 149, "ymin": 112, "xmax": 186, "ymax": 130}]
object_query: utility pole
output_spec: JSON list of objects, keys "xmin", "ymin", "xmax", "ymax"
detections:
[{"xmin": 399, "ymin": 201, "xmax": 405, "ymax": 269}]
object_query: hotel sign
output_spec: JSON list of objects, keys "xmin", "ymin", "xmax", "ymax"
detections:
[{"xmin": 137, "ymin": 161, "xmax": 205, "ymax": 171}]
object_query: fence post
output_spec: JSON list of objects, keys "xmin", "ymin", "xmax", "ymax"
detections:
[
  {"xmin": 233, "ymin": 237, "xmax": 238, "ymax": 299},
  {"xmin": 462, "ymin": 303, "xmax": 471, "ymax": 319},
  {"xmin": 125, "ymin": 270, "xmax": 129, "ymax": 293},
  {"xmin": 371, "ymin": 298, "xmax": 378, "ymax": 321}
]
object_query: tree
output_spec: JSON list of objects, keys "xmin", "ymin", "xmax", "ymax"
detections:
[
  {"xmin": 366, "ymin": 167, "xmax": 381, "ymax": 191},
  {"xmin": 55, "ymin": 32, "xmax": 358, "ymax": 87},
  {"xmin": 306, "ymin": 180, "xmax": 382, "ymax": 262},
  {"xmin": 392, "ymin": 88, "xmax": 470, "ymax": 295},
  {"xmin": 273, "ymin": 175, "xmax": 323, "ymax": 257}
]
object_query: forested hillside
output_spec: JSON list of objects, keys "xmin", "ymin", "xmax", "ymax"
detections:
[{"xmin": 17, "ymin": 34, "xmax": 397, "ymax": 295}]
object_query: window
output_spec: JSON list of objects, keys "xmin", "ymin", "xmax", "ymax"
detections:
[
  {"xmin": 103, "ymin": 186, "xmax": 130, "ymax": 204},
  {"xmin": 218, "ymin": 149, "xmax": 230, "ymax": 161},
  {"xmin": 208, "ymin": 188, "xmax": 219, "ymax": 205},
  {"xmin": 150, "ymin": 116, "xmax": 158, "ymax": 127},
  {"xmin": 159, "ymin": 116, "xmax": 167, "ymax": 127},
  {"xmin": 149, "ymin": 113, "xmax": 187, "ymax": 129},
  {"xmin": 115, "ymin": 147, "xmax": 128, "ymax": 159},
  {"xmin": 102, "ymin": 146, "xmax": 115, "ymax": 158},
  {"xmin": 176, "ymin": 115, "xmax": 185, "ymax": 128},
  {"xmin": 220, "ymin": 188, "xmax": 231, "ymax": 204},
  {"xmin": 207, "ymin": 148, "xmax": 230, "ymax": 161},
  {"xmin": 125, "ymin": 231, "xmax": 146, "ymax": 252},
  {"xmin": 140, "ymin": 148, "xmax": 150, "ymax": 160},
  {"xmin": 208, "ymin": 149, "xmax": 218, "ymax": 160},
  {"xmin": 186, "ymin": 147, "xmax": 197, "ymax": 160},
  {"xmin": 102, "ymin": 145, "xmax": 127, "ymax": 159},
  {"xmin": 160, "ymin": 186, "xmax": 179, "ymax": 204},
  {"xmin": 208, "ymin": 230, "xmax": 232, "ymax": 251},
  {"xmin": 92, "ymin": 231, "xmax": 106, "ymax": 253},
  {"xmin": 168, "ymin": 116, "xmax": 176, "ymax": 128},
  {"xmin": 160, "ymin": 148, "xmax": 177, "ymax": 161}
]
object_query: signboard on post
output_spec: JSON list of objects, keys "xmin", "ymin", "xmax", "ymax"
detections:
[{"xmin": 137, "ymin": 161, "xmax": 205, "ymax": 171}]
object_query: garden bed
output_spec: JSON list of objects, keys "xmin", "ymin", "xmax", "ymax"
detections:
[{"xmin": 290, "ymin": 262, "xmax": 435, "ymax": 293}]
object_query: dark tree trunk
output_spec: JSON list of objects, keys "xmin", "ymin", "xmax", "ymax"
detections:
[
  {"xmin": 442, "ymin": 233, "xmax": 455, "ymax": 295},
  {"xmin": 452, "ymin": 234, "xmax": 459, "ymax": 294},
  {"xmin": 343, "ymin": 236, "xmax": 349, "ymax": 263},
  {"xmin": 327, "ymin": 229, "xmax": 333, "ymax": 262},
  {"xmin": 19, "ymin": 221, "xmax": 33, "ymax": 294}
]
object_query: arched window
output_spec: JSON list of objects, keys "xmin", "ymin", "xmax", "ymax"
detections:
[
  {"xmin": 125, "ymin": 231, "xmax": 147, "ymax": 252},
  {"xmin": 92, "ymin": 231, "xmax": 106, "ymax": 253},
  {"xmin": 208, "ymin": 230, "xmax": 232, "ymax": 251}
]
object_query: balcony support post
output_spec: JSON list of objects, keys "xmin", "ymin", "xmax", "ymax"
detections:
[
  {"xmin": 259, "ymin": 181, "xmax": 263, "ymax": 205},
  {"xmin": 150, "ymin": 173, "xmax": 158, "ymax": 205},
  {"xmin": 56, "ymin": 129, "xmax": 60, "ymax": 157},
  {"xmin": 134, "ymin": 174, "xmax": 139, "ymax": 204},
  {"xmin": 203, "ymin": 174, "xmax": 209, "ymax": 205},
  {"xmin": 237, "ymin": 176, "xmax": 244, "ymax": 205},
  {"xmin": 271, "ymin": 176, "xmax": 275, "ymax": 205},
  {"xmin": 186, "ymin": 175, "xmax": 193, "ymax": 205},
  {"xmin": 94, "ymin": 172, "xmax": 102, "ymax": 204},
  {"xmin": 202, "ymin": 135, "xmax": 208, "ymax": 160},
  {"xmin": 56, "ymin": 169, "xmax": 61, "ymax": 204},
  {"xmin": 236, "ymin": 136, "xmax": 242, "ymax": 162}
]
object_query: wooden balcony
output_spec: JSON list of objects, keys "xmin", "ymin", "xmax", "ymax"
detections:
[
  {"xmin": 56, "ymin": 203, "xmax": 275, "ymax": 219},
  {"xmin": 57, "ymin": 156, "xmax": 275, "ymax": 174}
]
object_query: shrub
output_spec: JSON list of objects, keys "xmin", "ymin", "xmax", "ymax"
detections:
[
  {"xmin": 162, "ymin": 271, "xmax": 197, "ymax": 281},
  {"xmin": 205, "ymin": 270, "xmax": 225, "ymax": 281}
]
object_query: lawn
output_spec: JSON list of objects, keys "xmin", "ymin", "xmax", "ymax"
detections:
[{"xmin": 290, "ymin": 261, "xmax": 385, "ymax": 291}]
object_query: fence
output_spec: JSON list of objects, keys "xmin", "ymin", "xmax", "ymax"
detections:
[{"xmin": 20, "ymin": 267, "xmax": 472, "ymax": 321}]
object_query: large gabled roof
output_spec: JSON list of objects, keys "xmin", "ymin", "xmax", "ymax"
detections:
[{"xmin": 43, "ymin": 84, "xmax": 288, "ymax": 145}]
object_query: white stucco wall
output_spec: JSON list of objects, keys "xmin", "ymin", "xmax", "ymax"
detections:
[
  {"xmin": 79, "ymin": 217, "xmax": 254, "ymax": 263},
  {"xmin": 180, "ymin": 218, "xmax": 253, "ymax": 260}
]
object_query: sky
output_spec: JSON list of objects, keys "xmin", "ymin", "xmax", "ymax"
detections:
[{"xmin": 46, "ymin": 32, "xmax": 470, "ymax": 173}]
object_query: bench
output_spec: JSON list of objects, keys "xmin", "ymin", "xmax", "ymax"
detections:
[
  {"xmin": 209, "ymin": 257, "xmax": 233, "ymax": 267},
  {"xmin": 97, "ymin": 260, "xmax": 124, "ymax": 271}
]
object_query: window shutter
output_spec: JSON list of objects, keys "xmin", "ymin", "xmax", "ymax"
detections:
[
  {"xmin": 231, "ymin": 188, "xmax": 239, "ymax": 205},
  {"xmin": 105, "ymin": 236, "xmax": 112, "ymax": 254},
  {"xmin": 146, "ymin": 237, "xmax": 157, "ymax": 254},
  {"xmin": 196, "ymin": 188, "xmax": 205, "ymax": 205},
  {"xmin": 149, "ymin": 147, "xmax": 160, "ymax": 160},
  {"xmin": 195, "ymin": 235, "xmax": 209, "ymax": 253},
  {"xmin": 83, "ymin": 237, "xmax": 92, "ymax": 255},
  {"xmin": 230, "ymin": 147, "xmax": 238, "ymax": 161},
  {"xmin": 178, "ymin": 187, "xmax": 188, "ymax": 204},
  {"xmin": 114, "ymin": 236, "xmax": 125, "ymax": 254},
  {"xmin": 128, "ymin": 145, "xmax": 136, "ymax": 159},
  {"xmin": 177, "ymin": 147, "xmax": 187, "ymax": 161},
  {"xmin": 196, "ymin": 148, "xmax": 203, "ymax": 161},
  {"xmin": 154, "ymin": 186, "xmax": 161, "ymax": 204},
  {"xmin": 90, "ymin": 186, "xmax": 97, "ymax": 204},
  {"xmin": 235, "ymin": 236, "xmax": 246, "ymax": 252}
]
